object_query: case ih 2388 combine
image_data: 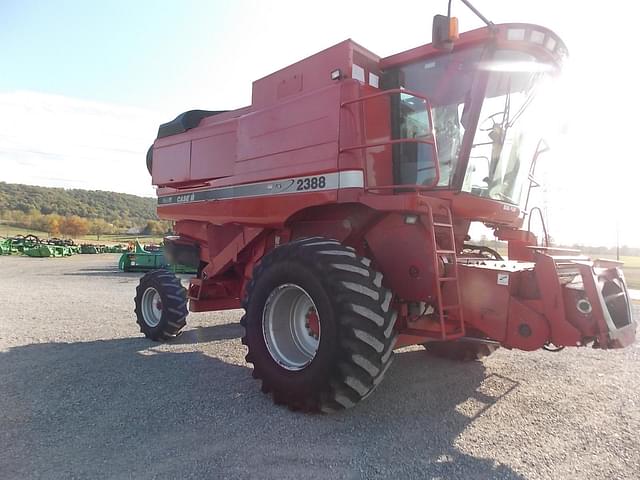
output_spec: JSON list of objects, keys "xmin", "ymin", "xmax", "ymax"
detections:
[{"xmin": 135, "ymin": 7, "xmax": 636, "ymax": 412}]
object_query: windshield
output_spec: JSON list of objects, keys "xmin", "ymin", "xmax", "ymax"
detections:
[
  {"xmin": 396, "ymin": 47, "xmax": 483, "ymax": 186},
  {"xmin": 462, "ymin": 50, "xmax": 555, "ymax": 205},
  {"xmin": 391, "ymin": 47, "xmax": 558, "ymax": 204}
]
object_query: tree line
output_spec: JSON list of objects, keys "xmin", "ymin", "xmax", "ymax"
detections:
[
  {"xmin": 1, "ymin": 210, "xmax": 170, "ymax": 238},
  {"xmin": 0, "ymin": 182, "xmax": 157, "ymax": 227},
  {"xmin": 0, "ymin": 182, "xmax": 171, "ymax": 238}
]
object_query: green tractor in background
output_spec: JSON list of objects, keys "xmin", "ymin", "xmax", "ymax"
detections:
[{"xmin": 118, "ymin": 240, "xmax": 195, "ymax": 273}]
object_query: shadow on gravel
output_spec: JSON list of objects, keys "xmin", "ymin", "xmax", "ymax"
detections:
[
  {"xmin": 63, "ymin": 266, "xmax": 141, "ymax": 278},
  {"xmin": 173, "ymin": 323, "xmax": 244, "ymax": 344},
  {"xmin": 0, "ymin": 324, "xmax": 524, "ymax": 479},
  {"xmin": 63, "ymin": 267, "xmax": 194, "ymax": 281}
]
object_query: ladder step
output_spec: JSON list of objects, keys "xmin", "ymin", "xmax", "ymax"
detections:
[{"xmin": 428, "ymin": 205, "xmax": 464, "ymax": 337}]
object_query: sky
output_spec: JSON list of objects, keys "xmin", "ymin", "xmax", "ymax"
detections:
[{"xmin": 0, "ymin": 0, "xmax": 638, "ymax": 247}]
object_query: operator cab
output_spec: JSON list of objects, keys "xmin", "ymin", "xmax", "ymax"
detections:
[{"xmin": 382, "ymin": 23, "xmax": 567, "ymax": 214}]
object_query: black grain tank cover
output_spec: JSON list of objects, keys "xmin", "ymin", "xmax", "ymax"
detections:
[{"xmin": 157, "ymin": 109, "xmax": 228, "ymax": 139}]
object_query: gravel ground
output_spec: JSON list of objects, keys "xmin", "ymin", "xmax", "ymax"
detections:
[{"xmin": 0, "ymin": 255, "xmax": 639, "ymax": 480}]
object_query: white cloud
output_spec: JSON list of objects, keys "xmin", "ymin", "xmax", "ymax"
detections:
[{"xmin": 0, "ymin": 90, "xmax": 166, "ymax": 197}]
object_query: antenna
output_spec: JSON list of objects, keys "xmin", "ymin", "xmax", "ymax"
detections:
[{"xmin": 457, "ymin": 0, "xmax": 495, "ymax": 30}]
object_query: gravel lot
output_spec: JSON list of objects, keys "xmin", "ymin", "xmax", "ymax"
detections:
[{"xmin": 1, "ymin": 255, "xmax": 639, "ymax": 479}]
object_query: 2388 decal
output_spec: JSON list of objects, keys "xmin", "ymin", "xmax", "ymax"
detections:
[{"xmin": 296, "ymin": 176, "xmax": 326, "ymax": 191}]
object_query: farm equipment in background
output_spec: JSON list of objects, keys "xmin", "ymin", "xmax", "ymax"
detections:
[
  {"xmin": 10, "ymin": 235, "xmax": 47, "ymax": 256},
  {"xmin": 0, "ymin": 234, "xmax": 125, "ymax": 257},
  {"xmin": 80, "ymin": 244, "xmax": 102, "ymax": 254},
  {"xmin": 23, "ymin": 244, "xmax": 56, "ymax": 257},
  {"xmin": 119, "ymin": 240, "xmax": 196, "ymax": 273},
  {"xmin": 0, "ymin": 236, "xmax": 21, "ymax": 255},
  {"xmin": 46, "ymin": 238, "xmax": 80, "ymax": 255},
  {"xmin": 133, "ymin": 2, "xmax": 636, "ymax": 412},
  {"xmin": 80, "ymin": 243, "xmax": 125, "ymax": 254},
  {"xmin": 106, "ymin": 244, "xmax": 127, "ymax": 253},
  {"xmin": 119, "ymin": 241, "xmax": 164, "ymax": 271},
  {"xmin": 0, "ymin": 237, "xmax": 14, "ymax": 255},
  {"xmin": 16, "ymin": 235, "xmax": 75, "ymax": 257},
  {"xmin": 8, "ymin": 234, "xmax": 40, "ymax": 254}
]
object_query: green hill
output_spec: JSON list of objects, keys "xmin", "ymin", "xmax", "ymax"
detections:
[{"xmin": 0, "ymin": 182, "xmax": 157, "ymax": 225}]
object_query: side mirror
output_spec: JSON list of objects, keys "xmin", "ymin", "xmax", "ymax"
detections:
[{"xmin": 432, "ymin": 14, "xmax": 459, "ymax": 51}]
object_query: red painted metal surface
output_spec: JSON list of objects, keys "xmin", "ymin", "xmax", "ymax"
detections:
[
  {"xmin": 365, "ymin": 213, "xmax": 437, "ymax": 302},
  {"xmin": 148, "ymin": 23, "xmax": 634, "ymax": 352}
]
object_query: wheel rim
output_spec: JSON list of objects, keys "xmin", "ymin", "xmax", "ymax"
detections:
[
  {"xmin": 262, "ymin": 284, "xmax": 321, "ymax": 371},
  {"xmin": 141, "ymin": 287, "xmax": 163, "ymax": 328}
]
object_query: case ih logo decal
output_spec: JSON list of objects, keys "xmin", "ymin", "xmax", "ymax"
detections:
[
  {"xmin": 157, "ymin": 171, "xmax": 363, "ymax": 206},
  {"xmin": 175, "ymin": 193, "xmax": 195, "ymax": 203}
]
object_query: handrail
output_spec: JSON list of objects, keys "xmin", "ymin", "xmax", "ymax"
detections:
[
  {"xmin": 340, "ymin": 88, "xmax": 439, "ymax": 189},
  {"xmin": 340, "ymin": 137, "xmax": 435, "ymax": 153},
  {"xmin": 341, "ymin": 137, "xmax": 440, "ymax": 189},
  {"xmin": 364, "ymin": 183, "xmax": 437, "ymax": 193},
  {"xmin": 523, "ymin": 138, "xmax": 549, "ymax": 213},
  {"xmin": 525, "ymin": 246, "xmax": 581, "ymax": 253},
  {"xmin": 340, "ymin": 87, "xmax": 432, "ymax": 108}
]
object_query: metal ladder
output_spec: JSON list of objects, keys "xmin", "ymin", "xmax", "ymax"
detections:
[{"xmin": 425, "ymin": 204, "xmax": 465, "ymax": 339}]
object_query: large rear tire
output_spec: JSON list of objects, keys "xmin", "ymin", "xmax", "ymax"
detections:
[
  {"xmin": 242, "ymin": 237, "xmax": 398, "ymax": 412},
  {"xmin": 134, "ymin": 269, "xmax": 188, "ymax": 341}
]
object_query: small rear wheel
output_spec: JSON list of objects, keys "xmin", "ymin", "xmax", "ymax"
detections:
[
  {"xmin": 134, "ymin": 269, "xmax": 188, "ymax": 341},
  {"xmin": 242, "ymin": 237, "xmax": 398, "ymax": 412}
]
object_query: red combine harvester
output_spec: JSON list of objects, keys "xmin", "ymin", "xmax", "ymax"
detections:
[{"xmin": 135, "ymin": 8, "xmax": 636, "ymax": 412}]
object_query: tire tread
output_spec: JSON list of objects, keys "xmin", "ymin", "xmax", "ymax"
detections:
[
  {"xmin": 134, "ymin": 269, "xmax": 188, "ymax": 341},
  {"xmin": 242, "ymin": 238, "xmax": 397, "ymax": 412}
]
